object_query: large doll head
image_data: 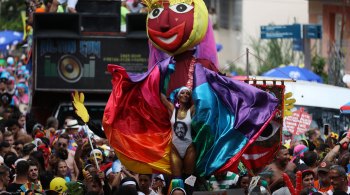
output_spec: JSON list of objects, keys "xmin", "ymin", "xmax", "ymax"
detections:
[{"xmin": 142, "ymin": 0, "xmax": 208, "ymax": 56}]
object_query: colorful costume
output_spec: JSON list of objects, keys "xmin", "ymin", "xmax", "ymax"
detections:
[{"xmin": 103, "ymin": 0, "xmax": 279, "ymax": 176}]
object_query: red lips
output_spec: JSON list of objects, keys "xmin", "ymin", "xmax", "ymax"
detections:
[{"xmin": 148, "ymin": 22, "xmax": 186, "ymax": 52}]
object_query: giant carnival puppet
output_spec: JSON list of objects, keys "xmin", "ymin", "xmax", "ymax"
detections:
[{"xmin": 73, "ymin": 0, "xmax": 294, "ymax": 183}]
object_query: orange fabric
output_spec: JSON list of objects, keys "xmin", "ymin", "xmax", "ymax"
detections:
[
  {"xmin": 103, "ymin": 65, "xmax": 172, "ymax": 174},
  {"xmin": 314, "ymin": 180, "xmax": 332, "ymax": 192}
]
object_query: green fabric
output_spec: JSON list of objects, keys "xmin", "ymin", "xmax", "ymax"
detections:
[
  {"xmin": 121, "ymin": 6, "xmax": 129, "ymax": 25},
  {"xmin": 192, "ymin": 121, "xmax": 214, "ymax": 176},
  {"xmin": 0, "ymin": 59, "xmax": 5, "ymax": 66},
  {"xmin": 57, "ymin": 5, "xmax": 64, "ymax": 13},
  {"xmin": 208, "ymin": 172, "xmax": 238, "ymax": 190}
]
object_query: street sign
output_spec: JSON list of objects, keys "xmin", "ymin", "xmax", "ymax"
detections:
[
  {"xmin": 293, "ymin": 39, "xmax": 303, "ymax": 51},
  {"xmin": 303, "ymin": 24, "xmax": 322, "ymax": 39},
  {"xmin": 261, "ymin": 24, "xmax": 302, "ymax": 39}
]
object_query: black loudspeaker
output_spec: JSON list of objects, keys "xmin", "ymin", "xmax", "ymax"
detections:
[
  {"xmin": 81, "ymin": 14, "xmax": 120, "ymax": 33},
  {"xmin": 126, "ymin": 13, "xmax": 147, "ymax": 38},
  {"xmin": 33, "ymin": 13, "xmax": 80, "ymax": 38},
  {"xmin": 77, "ymin": 0, "xmax": 121, "ymax": 33},
  {"xmin": 34, "ymin": 37, "xmax": 149, "ymax": 92},
  {"xmin": 57, "ymin": 55, "xmax": 83, "ymax": 83}
]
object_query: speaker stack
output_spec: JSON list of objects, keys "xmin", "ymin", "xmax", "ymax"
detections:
[{"xmin": 76, "ymin": 0, "xmax": 121, "ymax": 33}]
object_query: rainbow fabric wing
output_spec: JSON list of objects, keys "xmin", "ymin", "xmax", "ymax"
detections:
[
  {"xmin": 192, "ymin": 65, "xmax": 279, "ymax": 176},
  {"xmin": 103, "ymin": 61, "xmax": 279, "ymax": 176},
  {"xmin": 103, "ymin": 64, "xmax": 172, "ymax": 174}
]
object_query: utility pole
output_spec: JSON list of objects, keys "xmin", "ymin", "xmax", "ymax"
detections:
[{"xmin": 246, "ymin": 48, "xmax": 250, "ymax": 76}]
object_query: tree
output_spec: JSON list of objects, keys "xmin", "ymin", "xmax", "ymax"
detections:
[
  {"xmin": 0, "ymin": 0, "xmax": 26, "ymax": 31},
  {"xmin": 250, "ymin": 37, "xmax": 304, "ymax": 75}
]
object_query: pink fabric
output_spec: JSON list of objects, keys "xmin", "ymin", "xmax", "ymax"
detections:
[
  {"xmin": 291, "ymin": 144, "xmax": 308, "ymax": 162},
  {"xmin": 13, "ymin": 94, "xmax": 29, "ymax": 106}
]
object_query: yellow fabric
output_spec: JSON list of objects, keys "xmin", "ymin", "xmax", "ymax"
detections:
[
  {"xmin": 116, "ymin": 144, "xmax": 172, "ymax": 174},
  {"xmin": 284, "ymin": 92, "xmax": 296, "ymax": 117},
  {"xmin": 72, "ymin": 91, "xmax": 90, "ymax": 123}
]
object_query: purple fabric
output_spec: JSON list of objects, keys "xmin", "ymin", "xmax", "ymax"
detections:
[
  {"xmin": 194, "ymin": 19, "xmax": 219, "ymax": 68},
  {"xmin": 197, "ymin": 65, "xmax": 279, "ymax": 139}
]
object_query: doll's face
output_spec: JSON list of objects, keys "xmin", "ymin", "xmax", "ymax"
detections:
[
  {"xmin": 146, "ymin": 0, "xmax": 208, "ymax": 55},
  {"xmin": 147, "ymin": 1, "xmax": 194, "ymax": 53}
]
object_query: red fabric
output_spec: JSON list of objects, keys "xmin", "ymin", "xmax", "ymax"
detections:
[
  {"xmin": 100, "ymin": 162, "xmax": 113, "ymax": 172},
  {"xmin": 166, "ymin": 51, "xmax": 195, "ymax": 96},
  {"xmin": 103, "ymin": 65, "xmax": 171, "ymax": 164}
]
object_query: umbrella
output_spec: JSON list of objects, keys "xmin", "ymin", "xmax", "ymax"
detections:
[
  {"xmin": 262, "ymin": 65, "xmax": 323, "ymax": 83},
  {"xmin": 340, "ymin": 102, "xmax": 350, "ymax": 114},
  {"xmin": 0, "ymin": 30, "xmax": 24, "ymax": 50}
]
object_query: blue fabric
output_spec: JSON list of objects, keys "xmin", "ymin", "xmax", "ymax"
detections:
[{"xmin": 192, "ymin": 82, "xmax": 248, "ymax": 176}]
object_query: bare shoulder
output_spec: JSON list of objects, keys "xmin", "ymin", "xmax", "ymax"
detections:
[{"xmin": 286, "ymin": 162, "xmax": 296, "ymax": 172}]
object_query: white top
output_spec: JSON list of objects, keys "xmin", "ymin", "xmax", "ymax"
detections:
[{"xmin": 170, "ymin": 109, "xmax": 192, "ymax": 158}]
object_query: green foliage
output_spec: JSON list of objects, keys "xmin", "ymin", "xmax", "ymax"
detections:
[
  {"xmin": 0, "ymin": 0, "xmax": 26, "ymax": 31},
  {"xmin": 250, "ymin": 37, "xmax": 304, "ymax": 75},
  {"xmin": 223, "ymin": 61, "xmax": 246, "ymax": 76},
  {"xmin": 311, "ymin": 55, "xmax": 328, "ymax": 83}
]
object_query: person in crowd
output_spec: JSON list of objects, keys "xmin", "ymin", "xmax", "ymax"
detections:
[
  {"xmin": 324, "ymin": 135, "xmax": 350, "ymax": 163},
  {"xmin": 3, "ymin": 131, "xmax": 14, "ymax": 147},
  {"xmin": 314, "ymin": 161, "xmax": 333, "ymax": 193},
  {"xmin": 45, "ymin": 116, "xmax": 59, "ymax": 139},
  {"xmin": 22, "ymin": 143, "xmax": 36, "ymax": 160},
  {"xmin": 5, "ymin": 118, "xmax": 32, "ymax": 143},
  {"xmin": 118, "ymin": 177, "xmax": 143, "ymax": 195},
  {"xmin": 0, "ymin": 165, "xmax": 10, "ymax": 192},
  {"xmin": 49, "ymin": 0, "xmax": 78, "ymax": 13},
  {"xmin": 13, "ymin": 140, "xmax": 24, "ymax": 157},
  {"xmin": 126, "ymin": 0, "xmax": 144, "ymax": 13},
  {"xmin": 291, "ymin": 144, "xmax": 309, "ymax": 165},
  {"xmin": 300, "ymin": 168, "xmax": 316, "ymax": 191},
  {"xmin": 231, "ymin": 173, "xmax": 250, "ymax": 195},
  {"xmin": 13, "ymin": 83, "xmax": 29, "ymax": 110},
  {"xmin": 7, "ymin": 160, "xmax": 29, "ymax": 192},
  {"xmin": 267, "ymin": 145, "xmax": 296, "ymax": 190},
  {"xmin": 151, "ymin": 174, "xmax": 167, "ymax": 194},
  {"xmin": 54, "ymin": 159, "xmax": 71, "ymax": 182},
  {"xmin": 86, "ymin": 174, "xmax": 104, "ymax": 195},
  {"xmin": 120, "ymin": 1, "xmax": 130, "ymax": 33},
  {"xmin": 302, "ymin": 151, "xmax": 319, "ymax": 173},
  {"xmin": 327, "ymin": 165, "xmax": 350, "ymax": 194},
  {"xmin": 139, "ymin": 174, "xmax": 157, "ymax": 195},
  {"xmin": 54, "ymin": 133, "xmax": 79, "ymax": 181},
  {"xmin": 0, "ymin": 142, "xmax": 11, "ymax": 157},
  {"xmin": 160, "ymin": 87, "xmax": 195, "ymax": 178},
  {"xmin": 272, "ymin": 171, "xmax": 295, "ymax": 195},
  {"xmin": 170, "ymin": 187, "xmax": 186, "ymax": 195},
  {"xmin": 25, "ymin": 160, "xmax": 43, "ymax": 192}
]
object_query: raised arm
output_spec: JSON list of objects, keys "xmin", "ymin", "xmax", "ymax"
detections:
[{"xmin": 160, "ymin": 93, "xmax": 174, "ymax": 117}]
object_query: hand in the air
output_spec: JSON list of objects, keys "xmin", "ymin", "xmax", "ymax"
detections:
[
  {"xmin": 72, "ymin": 90, "xmax": 90, "ymax": 123},
  {"xmin": 284, "ymin": 92, "xmax": 296, "ymax": 117}
]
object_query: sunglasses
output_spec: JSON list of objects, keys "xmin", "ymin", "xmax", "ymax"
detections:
[{"xmin": 58, "ymin": 143, "xmax": 67, "ymax": 147}]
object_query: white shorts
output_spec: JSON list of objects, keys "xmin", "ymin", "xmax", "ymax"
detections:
[{"xmin": 57, "ymin": 0, "xmax": 78, "ymax": 9}]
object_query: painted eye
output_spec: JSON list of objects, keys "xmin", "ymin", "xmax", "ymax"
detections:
[
  {"xmin": 170, "ymin": 3, "xmax": 193, "ymax": 13},
  {"xmin": 149, "ymin": 8, "xmax": 164, "ymax": 19},
  {"xmin": 256, "ymin": 120, "xmax": 280, "ymax": 142}
]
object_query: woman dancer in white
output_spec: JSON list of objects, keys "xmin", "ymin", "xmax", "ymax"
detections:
[{"xmin": 161, "ymin": 87, "xmax": 196, "ymax": 178}]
